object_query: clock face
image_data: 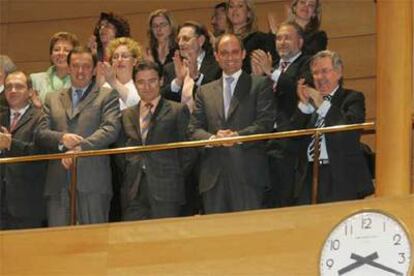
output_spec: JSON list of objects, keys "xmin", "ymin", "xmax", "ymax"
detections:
[{"xmin": 320, "ymin": 211, "xmax": 412, "ymax": 276}]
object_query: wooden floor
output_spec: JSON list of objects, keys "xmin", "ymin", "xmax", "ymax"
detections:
[{"xmin": 0, "ymin": 195, "xmax": 413, "ymax": 275}]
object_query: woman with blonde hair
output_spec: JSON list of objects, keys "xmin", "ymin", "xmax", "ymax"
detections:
[{"xmin": 99, "ymin": 37, "xmax": 143, "ymax": 110}]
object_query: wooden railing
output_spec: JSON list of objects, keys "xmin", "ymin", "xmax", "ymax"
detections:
[{"xmin": 0, "ymin": 121, "xmax": 375, "ymax": 225}]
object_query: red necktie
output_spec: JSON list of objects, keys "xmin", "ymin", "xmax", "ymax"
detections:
[{"xmin": 10, "ymin": 111, "xmax": 21, "ymax": 132}]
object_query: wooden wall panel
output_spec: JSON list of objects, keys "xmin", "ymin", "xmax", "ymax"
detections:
[
  {"xmin": 1, "ymin": 195, "xmax": 413, "ymax": 275},
  {"xmin": 329, "ymin": 35, "xmax": 376, "ymax": 79},
  {"xmin": 322, "ymin": 0, "xmax": 376, "ymax": 37}
]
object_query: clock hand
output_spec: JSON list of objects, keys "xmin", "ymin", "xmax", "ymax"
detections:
[
  {"xmin": 351, "ymin": 253, "xmax": 403, "ymax": 276},
  {"xmin": 338, "ymin": 252, "xmax": 378, "ymax": 275}
]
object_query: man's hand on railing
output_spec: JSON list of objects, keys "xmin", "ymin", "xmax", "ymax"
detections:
[
  {"xmin": 216, "ymin": 129, "xmax": 239, "ymax": 147},
  {"xmin": 61, "ymin": 133, "xmax": 84, "ymax": 150},
  {"xmin": 61, "ymin": 146, "xmax": 81, "ymax": 170}
]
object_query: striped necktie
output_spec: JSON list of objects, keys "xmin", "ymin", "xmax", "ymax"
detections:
[
  {"xmin": 307, "ymin": 95, "xmax": 333, "ymax": 161},
  {"xmin": 140, "ymin": 102, "xmax": 154, "ymax": 144}
]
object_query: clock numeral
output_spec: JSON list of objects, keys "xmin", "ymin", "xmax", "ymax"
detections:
[
  {"xmin": 361, "ymin": 217, "xmax": 372, "ymax": 230},
  {"xmin": 398, "ymin": 252, "xmax": 406, "ymax": 264},
  {"xmin": 330, "ymin": 239, "xmax": 340, "ymax": 251},
  {"xmin": 393, "ymin": 233, "xmax": 402, "ymax": 245},
  {"xmin": 344, "ymin": 224, "xmax": 353, "ymax": 236},
  {"xmin": 326, "ymin": 258, "xmax": 334, "ymax": 269}
]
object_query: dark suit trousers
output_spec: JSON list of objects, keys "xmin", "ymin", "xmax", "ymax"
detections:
[
  {"xmin": 47, "ymin": 189, "xmax": 111, "ymax": 226},
  {"xmin": 123, "ymin": 174, "xmax": 181, "ymax": 221},
  {"xmin": 202, "ymin": 171, "xmax": 263, "ymax": 214},
  {"xmin": 295, "ymin": 163, "xmax": 334, "ymax": 205}
]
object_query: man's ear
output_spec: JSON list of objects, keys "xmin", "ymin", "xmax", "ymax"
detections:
[
  {"xmin": 159, "ymin": 76, "xmax": 164, "ymax": 87},
  {"xmin": 197, "ymin": 35, "xmax": 206, "ymax": 48}
]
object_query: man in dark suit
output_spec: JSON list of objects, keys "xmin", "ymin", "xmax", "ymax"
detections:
[
  {"xmin": 252, "ymin": 21, "xmax": 311, "ymax": 207},
  {"xmin": 35, "ymin": 46, "xmax": 121, "ymax": 226},
  {"xmin": 188, "ymin": 34, "xmax": 275, "ymax": 214},
  {"xmin": 162, "ymin": 21, "xmax": 221, "ymax": 104},
  {"xmin": 0, "ymin": 71, "xmax": 46, "ymax": 230},
  {"xmin": 293, "ymin": 50, "xmax": 374, "ymax": 204},
  {"xmin": 118, "ymin": 61, "xmax": 194, "ymax": 220}
]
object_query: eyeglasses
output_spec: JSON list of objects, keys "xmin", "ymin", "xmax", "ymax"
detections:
[
  {"xmin": 112, "ymin": 53, "xmax": 133, "ymax": 60},
  {"xmin": 99, "ymin": 21, "xmax": 115, "ymax": 30},
  {"xmin": 5, "ymin": 83, "xmax": 27, "ymax": 92},
  {"xmin": 311, "ymin": 68, "xmax": 335, "ymax": 76},
  {"xmin": 151, "ymin": 22, "xmax": 169, "ymax": 30},
  {"xmin": 176, "ymin": 35, "xmax": 198, "ymax": 44}
]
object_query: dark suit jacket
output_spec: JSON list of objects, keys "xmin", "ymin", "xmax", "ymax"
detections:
[
  {"xmin": 0, "ymin": 91, "xmax": 8, "ymax": 111},
  {"xmin": 0, "ymin": 105, "xmax": 46, "ymax": 222},
  {"xmin": 242, "ymin": 31, "xmax": 277, "ymax": 74},
  {"xmin": 292, "ymin": 87, "xmax": 374, "ymax": 201},
  {"xmin": 161, "ymin": 52, "xmax": 222, "ymax": 102},
  {"xmin": 273, "ymin": 54, "xmax": 311, "ymax": 132},
  {"xmin": 188, "ymin": 71, "xmax": 275, "ymax": 193},
  {"xmin": 303, "ymin": 30, "xmax": 328, "ymax": 56},
  {"xmin": 35, "ymin": 84, "xmax": 121, "ymax": 196},
  {"xmin": 118, "ymin": 98, "xmax": 194, "ymax": 209}
]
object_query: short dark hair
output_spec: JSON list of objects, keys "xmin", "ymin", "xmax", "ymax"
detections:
[
  {"xmin": 67, "ymin": 46, "xmax": 98, "ymax": 68},
  {"xmin": 215, "ymin": 2, "xmax": 227, "ymax": 10},
  {"xmin": 133, "ymin": 61, "xmax": 162, "ymax": 81},
  {"xmin": 179, "ymin": 21, "xmax": 213, "ymax": 54},
  {"xmin": 5, "ymin": 70, "xmax": 32, "ymax": 90},
  {"xmin": 214, "ymin": 33, "xmax": 244, "ymax": 52}
]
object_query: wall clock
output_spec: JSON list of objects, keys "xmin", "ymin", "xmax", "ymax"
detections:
[{"xmin": 320, "ymin": 210, "xmax": 412, "ymax": 275}]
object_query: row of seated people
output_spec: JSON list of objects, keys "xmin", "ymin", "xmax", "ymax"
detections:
[{"xmin": 0, "ymin": 1, "xmax": 373, "ymax": 230}]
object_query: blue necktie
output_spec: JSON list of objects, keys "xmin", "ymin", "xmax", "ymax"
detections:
[
  {"xmin": 72, "ymin": 89, "xmax": 83, "ymax": 109},
  {"xmin": 224, "ymin": 77, "xmax": 234, "ymax": 119}
]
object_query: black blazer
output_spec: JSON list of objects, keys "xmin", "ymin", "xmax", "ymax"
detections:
[
  {"xmin": 242, "ymin": 31, "xmax": 277, "ymax": 74},
  {"xmin": 273, "ymin": 54, "xmax": 311, "ymax": 132},
  {"xmin": 292, "ymin": 87, "xmax": 374, "ymax": 201},
  {"xmin": 303, "ymin": 30, "xmax": 328, "ymax": 56},
  {"xmin": 161, "ymin": 52, "xmax": 222, "ymax": 102},
  {"xmin": 0, "ymin": 105, "xmax": 47, "ymax": 225},
  {"xmin": 118, "ymin": 98, "xmax": 195, "ymax": 210}
]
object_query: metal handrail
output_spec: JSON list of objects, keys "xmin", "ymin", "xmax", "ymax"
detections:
[
  {"xmin": 0, "ymin": 122, "xmax": 375, "ymax": 164},
  {"xmin": 0, "ymin": 121, "xmax": 375, "ymax": 224}
]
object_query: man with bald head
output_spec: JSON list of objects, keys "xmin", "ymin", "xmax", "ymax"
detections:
[{"xmin": 189, "ymin": 34, "xmax": 274, "ymax": 214}]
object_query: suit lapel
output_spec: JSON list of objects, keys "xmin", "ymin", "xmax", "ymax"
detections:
[
  {"xmin": 72, "ymin": 84, "xmax": 98, "ymax": 117},
  {"xmin": 60, "ymin": 89, "xmax": 73, "ymax": 120},
  {"xmin": 227, "ymin": 72, "xmax": 250, "ymax": 120},
  {"xmin": 127, "ymin": 103, "xmax": 142, "ymax": 143},
  {"xmin": 212, "ymin": 78, "xmax": 225, "ymax": 121},
  {"xmin": 11, "ymin": 105, "xmax": 34, "ymax": 134}
]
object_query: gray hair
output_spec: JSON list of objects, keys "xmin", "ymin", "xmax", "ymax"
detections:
[{"xmin": 310, "ymin": 50, "xmax": 343, "ymax": 72}]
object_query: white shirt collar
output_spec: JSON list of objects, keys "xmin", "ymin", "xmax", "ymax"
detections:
[
  {"xmin": 280, "ymin": 51, "xmax": 302, "ymax": 64},
  {"xmin": 223, "ymin": 69, "xmax": 242, "ymax": 81},
  {"xmin": 10, "ymin": 104, "xmax": 30, "ymax": 118}
]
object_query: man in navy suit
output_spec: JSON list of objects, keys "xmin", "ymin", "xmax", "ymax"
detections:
[{"xmin": 293, "ymin": 50, "xmax": 374, "ymax": 204}]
